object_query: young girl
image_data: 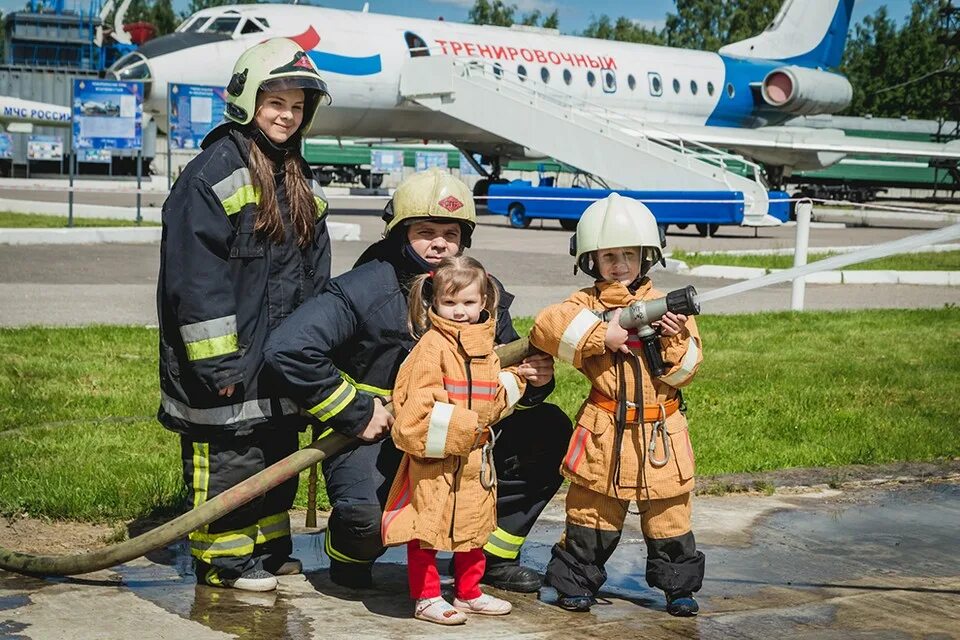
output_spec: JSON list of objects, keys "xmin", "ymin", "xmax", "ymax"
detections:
[
  {"xmin": 381, "ymin": 256, "xmax": 525, "ymax": 625},
  {"xmin": 157, "ymin": 38, "xmax": 331, "ymax": 591},
  {"xmin": 530, "ymin": 193, "xmax": 706, "ymax": 617}
]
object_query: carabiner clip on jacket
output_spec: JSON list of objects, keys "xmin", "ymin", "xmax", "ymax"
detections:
[
  {"xmin": 480, "ymin": 425, "xmax": 499, "ymax": 490},
  {"xmin": 647, "ymin": 403, "xmax": 671, "ymax": 468}
]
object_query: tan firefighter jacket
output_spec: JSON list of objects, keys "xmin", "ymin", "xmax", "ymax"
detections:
[
  {"xmin": 382, "ymin": 309, "xmax": 526, "ymax": 552},
  {"xmin": 530, "ymin": 279, "xmax": 703, "ymax": 501}
]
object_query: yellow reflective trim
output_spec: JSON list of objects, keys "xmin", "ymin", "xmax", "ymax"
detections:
[
  {"xmin": 192, "ymin": 442, "xmax": 209, "ymax": 532},
  {"xmin": 324, "ymin": 530, "xmax": 367, "ymax": 563},
  {"xmin": 340, "ymin": 371, "xmax": 391, "ymax": 397},
  {"xmin": 188, "ymin": 527, "xmax": 257, "ymax": 562},
  {"xmin": 483, "ymin": 541, "xmax": 517, "ymax": 559},
  {"xmin": 314, "ymin": 196, "xmax": 328, "ymax": 218},
  {"xmin": 490, "ymin": 527, "xmax": 525, "ymax": 546},
  {"xmin": 185, "ymin": 333, "xmax": 239, "ymax": 361},
  {"xmin": 221, "ymin": 185, "xmax": 261, "ymax": 217},
  {"xmin": 256, "ymin": 512, "xmax": 291, "ymax": 544},
  {"xmin": 315, "ymin": 427, "xmax": 335, "ymax": 441},
  {"xmin": 308, "ymin": 380, "xmax": 357, "ymax": 422}
]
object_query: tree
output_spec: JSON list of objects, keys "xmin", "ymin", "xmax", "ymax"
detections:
[
  {"xmin": 582, "ymin": 15, "xmax": 664, "ymax": 45},
  {"xmin": 150, "ymin": 0, "xmax": 178, "ymax": 36},
  {"xmin": 840, "ymin": 1, "xmax": 945, "ymax": 119},
  {"xmin": 663, "ymin": 0, "xmax": 779, "ymax": 51},
  {"xmin": 467, "ymin": 0, "xmax": 558, "ymax": 29}
]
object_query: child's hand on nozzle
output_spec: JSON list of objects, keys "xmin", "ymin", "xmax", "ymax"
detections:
[
  {"xmin": 652, "ymin": 312, "xmax": 687, "ymax": 338},
  {"xmin": 604, "ymin": 308, "xmax": 630, "ymax": 354}
]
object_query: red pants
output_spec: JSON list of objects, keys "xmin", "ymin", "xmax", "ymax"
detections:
[{"xmin": 407, "ymin": 540, "xmax": 485, "ymax": 600}]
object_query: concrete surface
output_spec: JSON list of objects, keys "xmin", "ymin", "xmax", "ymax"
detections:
[
  {"xmin": 3, "ymin": 207, "xmax": 959, "ymax": 326},
  {"xmin": 1, "ymin": 481, "xmax": 958, "ymax": 639}
]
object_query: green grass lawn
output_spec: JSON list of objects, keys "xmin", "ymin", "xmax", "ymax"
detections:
[
  {"xmin": 1, "ymin": 309, "xmax": 958, "ymax": 522},
  {"xmin": 0, "ymin": 211, "xmax": 158, "ymax": 228},
  {"xmin": 671, "ymin": 249, "xmax": 960, "ymax": 271}
]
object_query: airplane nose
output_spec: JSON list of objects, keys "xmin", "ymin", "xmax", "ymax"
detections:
[{"xmin": 108, "ymin": 52, "xmax": 153, "ymax": 99}]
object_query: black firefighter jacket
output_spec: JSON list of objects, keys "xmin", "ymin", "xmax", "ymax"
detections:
[
  {"xmin": 158, "ymin": 126, "xmax": 331, "ymax": 436},
  {"xmin": 263, "ymin": 233, "xmax": 554, "ymax": 438}
]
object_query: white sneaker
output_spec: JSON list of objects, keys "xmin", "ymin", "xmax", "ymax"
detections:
[
  {"xmin": 414, "ymin": 597, "xmax": 467, "ymax": 625},
  {"xmin": 224, "ymin": 569, "xmax": 278, "ymax": 592},
  {"xmin": 453, "ymin": 593, "xmax": 512, "ymax": 615}
]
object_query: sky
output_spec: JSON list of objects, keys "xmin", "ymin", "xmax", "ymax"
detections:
[{"xmin": 0, "ymin": 0, "xmax": 917, "ymax": 39}]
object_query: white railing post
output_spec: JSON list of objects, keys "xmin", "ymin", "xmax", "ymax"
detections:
[{"xmin": 791, "ymin": 200, "xmax": 813, "ymax": 311}]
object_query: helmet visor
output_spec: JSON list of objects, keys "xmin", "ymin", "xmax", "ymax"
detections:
[{"xmin": 259, "ymin": 76, "xmax": 332, "ymax": 106}]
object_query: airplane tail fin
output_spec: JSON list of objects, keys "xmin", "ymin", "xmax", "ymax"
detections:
[{"xmin": 718, "ymin": 0, "xmax": 855, "ymax": 70}]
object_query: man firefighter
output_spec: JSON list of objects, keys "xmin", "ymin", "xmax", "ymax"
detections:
[{"xmin": 264, "ymin": 169, "xmax": 572, "ymax": 592}]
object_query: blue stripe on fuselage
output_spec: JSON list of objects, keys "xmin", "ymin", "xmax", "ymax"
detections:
[
  {"xmin": 307, "ymin": 51, "xmax": 382, "ymax": 76},
  {"xmin": 706, "ymin": 54, "xmax": 791, "ymax": 128}
]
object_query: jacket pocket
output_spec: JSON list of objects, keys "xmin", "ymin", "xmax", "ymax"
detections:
[
  {"xmin": 666, "ymin": 414, "xmax": 695, "ymax": 481},
  {"xmin": 230, "ymin": 211, "xmax": 264, "ymax": 259}
]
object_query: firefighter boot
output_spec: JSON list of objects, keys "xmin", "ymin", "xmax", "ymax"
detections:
[
  {"xmin": 557, "ymin": 594, "xmax": 596, "ymax": 612},
  {"xmin": 481, "ymin": 555, "xmax": 542, "ymax": 593},
  {"xmin": 329, "ymin": 559, "xmax": 373, "ymax": 589},
  {"xmin": 665, "ymin": 592, "xmax": 699, "ymax": 617}
]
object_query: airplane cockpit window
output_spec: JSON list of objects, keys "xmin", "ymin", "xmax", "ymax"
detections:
[
  {"xmin": 541, "ymin": 67, "xmax": 550, "ymax": 83},
  {"xmin": 177, "ymin": 17, "xmax": 196, "ymax": 32},
  {"xmin": 586, "ymin": 71, "xmax": 596, "ymax": 87},
  {"xmin": 648, "ymin": 72, "xmax": 662, "ymax": 96},
  {"xmin": 240, "ymin": 19, "xmax": 262, "ymax": 34},
  {"xmin": 672, "ymin": 78, "xmax": 681, "ymax": 94},
  {"xmin": 184, "ymin": 18, "xmax": 209, "ymax": 32},
  {"xmin": 690, "ymin": 80, "xmax": 698, "ymax": 95},
  {"xmin": 204, "ymin": 16, "xmax": 241, "ymax": 34},
  {"xmin": 405, "ymin": 32, "xmax": 429, "ymax": 57},
  {"xmin": 627, "ymin": 74, "xmax": 636, "ymax": 91},
  {"xmin": 257, "ymin": 18, "xmax": 269, "ymax": 27},
  {"xmin": 517, "ymin": 65, "xmax": 527, "ymax": 81},
  {"xmin": 563, "ymin": 69, "xmax": 572, "ymax": 85},
  {"xmin": 707, "ymin": 81, "xmax": 715, "ymax": 96}
]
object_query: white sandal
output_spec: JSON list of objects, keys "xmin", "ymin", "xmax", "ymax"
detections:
[
  {"xmin": 414, "ymin": 597, "xmax": 468, "ymax": 625},
  {"xmin": 453, "ymin": 593, "xmax": 513, "ymax": 615}
]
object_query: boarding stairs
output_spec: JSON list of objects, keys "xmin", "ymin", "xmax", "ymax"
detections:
[{"xmin": 399, "ymin": 56, "xmax": 776, "ymax": 225}]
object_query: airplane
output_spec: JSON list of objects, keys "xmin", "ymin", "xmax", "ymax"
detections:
[{"xmin": 107, "ymin": 0, "xmax": 960, "ymax": 192}]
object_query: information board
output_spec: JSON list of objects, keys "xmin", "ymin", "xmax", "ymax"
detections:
[
  {"xmin": 78, "ymin": 148, "xmax": 112, "ymax": 163},
  {"xmin": 168, "ymin": 84, "xmax": 227, "ymax": 150},
  {"xmin": 27, "ymin": 135, "xmax": 63, "ymax": 160},
  {"xmin": 415, "ymin": 151, "xmax": 448, "ymax": 172},
  {"xmin": 72, "ymin": 79, "xmax": 143, "ymax": 150},
  {"xmin": 0, "ymin": 133, "xmax": 12, "ymax": 159},
  {"xmin": 371, "ymin": 149, "xmax": 404, "ymax": 173}
]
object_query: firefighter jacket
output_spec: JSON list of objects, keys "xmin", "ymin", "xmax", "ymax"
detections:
[
  {"xmin": 263, "ymin": 233, "xmax": 553, "ymax": 438},
  {"xmin": 381, "ymin": 310, "xmax": 525, "ymax": 551},
  {"xmin": 529, "ymin": 278, "xmax": 703, "ymax": 501},
  {"xmin": 157, "ymin": 125, "xmax": 331, "ymax": 436}
]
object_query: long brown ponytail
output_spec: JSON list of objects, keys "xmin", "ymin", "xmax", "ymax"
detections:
[
  {"xmin": 407, "ymin": 256, "xmax": 500, "ymax": 339},
  {"xmin": 248, "ymin": 142, "xmax": 316, "ymax": 248}
]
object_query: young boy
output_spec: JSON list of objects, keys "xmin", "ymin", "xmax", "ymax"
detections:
[{"xmin": 530, "ymin": 193, "xmax": 705, "ymax": 617}]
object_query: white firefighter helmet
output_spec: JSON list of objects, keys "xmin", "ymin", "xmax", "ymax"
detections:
[
  {"xmin": 224, "ymin": 38, "xmax": 331, "ymax": 133},
  {"xmin": 382, "ymin": 168, "xmax": 477, "ymax": 247},
  {"xmin": 571, "ymin": 192, "xmax": 665, "ymax": 278}
]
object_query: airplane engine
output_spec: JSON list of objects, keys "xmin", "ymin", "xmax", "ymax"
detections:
[{"xmin": 760, "ymin": 66, "xmax": 852, "ymax": 116}]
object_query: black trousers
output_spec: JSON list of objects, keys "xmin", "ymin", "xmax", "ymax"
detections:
[
  {"xmin": 181, "ymin": 429, "xmax": 299, "ymax": 579},
  {"xmin": 321, "ymin": 402, "xmax": 572, "ymax": 565}
]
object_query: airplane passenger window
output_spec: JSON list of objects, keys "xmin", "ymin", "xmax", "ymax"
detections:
[
  {"xmin": 541, "ymin": 67, "xmax": 550, "ymax": 83},
  {"xmin": 604, "ymin": 72, "xmax": 615, "ymax": 91},
  {"xmin": 707, "ymin": 81, "xmax": 715, "ymax": 96},
  {"xmin": 672, "ymin": 78, "xmax": 680, "ymax": 94},
  {"xmin": 493, "ymin": 63, "xmax": 504, "ymax": 79},
  {"xmin": 563, "ymin": 69, "xmax": 572, "ymax": 85},
  {"xmin": 240, "ymin": 20, "xmax": 261, "ymax": 34},
  {"xmin": 204, "ymin": 16, "xmax": 241, "ymax": 34},
  {"xmin": 690, "ymin": 80, "xmax": 698, "ymax": 95},
  {"xmin": 627, "ymin": 74, "xmax": 636, "ymax": 90},
  {"xmin": 726, "ymin": 82, "xmax": 735, "ymax": 98},
  {"xmin": 587, "ymin": 71, "xmax": 596, "ymax": 87},
  {"xmin": 518, "ymin": 65, "xmax": 527, "ymax": 81},
  {"xmin": 648, "ymin": 72, "xmax": 662, "ymax": 96}
]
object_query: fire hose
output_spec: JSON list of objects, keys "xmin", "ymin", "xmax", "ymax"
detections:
[{"xmin": 0, "ymin": 338, "xmax": 535, "ymax": 577}]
